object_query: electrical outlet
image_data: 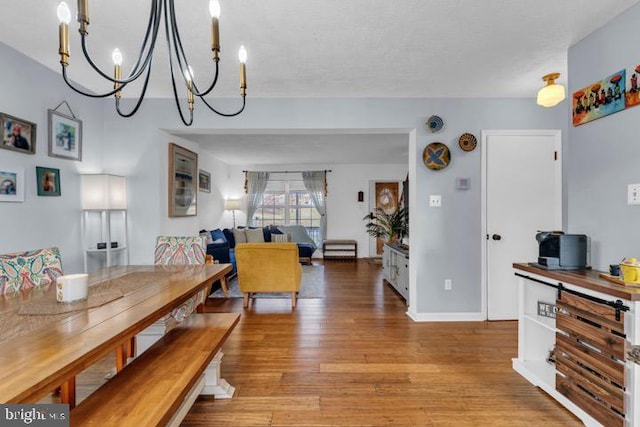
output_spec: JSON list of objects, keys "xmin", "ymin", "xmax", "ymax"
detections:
[
  {"xmin": 444, "ymin": 279, "xmax": 452, "ymax": 290},
  {"xmin": 628, "ymin": 184, "xmax": 640, "ymax": 205},
  {"xmin": 429, "ymin": 195, "xmax": 442, "ymax": 207}
]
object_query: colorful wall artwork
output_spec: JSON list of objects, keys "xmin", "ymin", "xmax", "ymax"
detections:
[
  {"xmin": 572, "ymin": 70, "xmax": 626, "ymax": 126},
  {"xmin": 625, "ymin": 64, "xmax": 640, "ymax": 108}
]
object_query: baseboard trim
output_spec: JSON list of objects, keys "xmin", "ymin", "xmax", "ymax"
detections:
[{"xmin": 406, "ymin": 308, "xmax": 485, "ymax": 322}]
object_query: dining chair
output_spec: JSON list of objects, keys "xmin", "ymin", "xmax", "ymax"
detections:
[{"xmin": 0, "ymin": 247, "xmax": 63, "ymax": 295}]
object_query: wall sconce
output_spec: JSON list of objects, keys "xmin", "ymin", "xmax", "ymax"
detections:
[
  {"xmin": 224, "ymin": 198, "xmax": 242, "ymax": 228},
  {"xmin": 357, "ymin": 191, "xmax": 364, "ymax": 202},
  {"xmin": 537, "ymin": 73, "xmax": 566, "ymax": 107}
]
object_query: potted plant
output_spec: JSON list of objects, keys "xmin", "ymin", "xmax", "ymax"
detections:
[{"xmin": 363, "ymin": 207, "xmax": 408, "ymax": 243}]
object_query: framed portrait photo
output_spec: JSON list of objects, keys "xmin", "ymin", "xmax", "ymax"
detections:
[
  {"xmin": 48, "ymin": 109, "xmax": 82, "ymax": 161},
  {"xmin": 36, "ymin": 166, "xmax": 61, "ymax": 197},
  {"xmin": 1, "ymin": 113, "xmax": 36, "ymax": 155},
  {"xmin": 0, "ymin": 168, "xmax": 25, "ymax": 202},
  {"xmin": 168, "ymin": 143, "xmax": 198, "ymax": 217},
  {"xmin": 199, "ymin": 169, "xmax": 211, "ymax": 193}
]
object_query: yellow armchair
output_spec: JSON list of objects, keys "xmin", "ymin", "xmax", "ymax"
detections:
[{"xmin": 235, "ymin": 242, "xmax": 302, "ymax": 308}]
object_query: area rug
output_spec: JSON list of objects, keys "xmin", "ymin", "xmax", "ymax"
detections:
[{"xmin": 209, "ymin": 265, "xmax": 324, "ymax": 299}]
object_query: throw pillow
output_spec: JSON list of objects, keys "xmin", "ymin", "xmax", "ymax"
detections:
[
  {"xmin": 277, "ymin": 225, "xmax": 317, "ymax": 250},
  {"xmin": 211, "ymin": 228, "xmax": 227, "ymax": 243},
  {"xmin": 245, "ymin": 228, "xmax": 265, "ymax": 243},
  {"xmin": 233, "ymin": 228, "xmax": 248, "ymax": 244},
  {"xmin": 271, "ymin": 233, "xmax": 289, "ymax": 243}
]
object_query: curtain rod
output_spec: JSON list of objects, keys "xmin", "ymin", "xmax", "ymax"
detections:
[{"xmin": 242, "ymin": 169, "xmax": 332, "ymax": 173}]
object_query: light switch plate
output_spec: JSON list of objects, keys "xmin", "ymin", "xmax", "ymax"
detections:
[
  {"xmin": 429, "ymin": 195, "xmax": 442, "ymax": 207},
  {"xmin": 628, "ymin": 184, "xmax": 640, "ymax": 205}
]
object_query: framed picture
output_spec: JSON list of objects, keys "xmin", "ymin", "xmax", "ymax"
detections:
[
  {"xmin": 36, "ymin": 166, "xmax": 61, "ymax": 196},
  {"xmin": 168, "ymin": 143, "xmax": 198, "ymax": 217},
  {"xmin": 199, "ymin": 169, "xmax": 211, "ymax": 193},
  {"xmin": 48, "ymin": 109, "xmax": 82, "ymax": 161},
  {"xmin": 1, "ymin": 114, "xmax": 36, "ymax": 154},
  {"xmin": 0, "ymin": 168, "xmax": 25, "ymax": 202}
]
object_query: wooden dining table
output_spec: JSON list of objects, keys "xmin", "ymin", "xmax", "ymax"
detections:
[{"xmin": 0, "ymin": 263, "xmax": 231, "ymax": 406}]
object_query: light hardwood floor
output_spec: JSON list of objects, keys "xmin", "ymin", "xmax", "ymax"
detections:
[
  {"xmin": 187, "ymin": 260, "xmax": 581, "ymax": 426},
  {"xmin": 44, "ymin": 260, "xmax": 582, "ymax": 426}
]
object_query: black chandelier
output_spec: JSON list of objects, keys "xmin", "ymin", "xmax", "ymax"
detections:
[{"xmin": 56, "ymin": 0, "xmax": 247, "ymax": 126}]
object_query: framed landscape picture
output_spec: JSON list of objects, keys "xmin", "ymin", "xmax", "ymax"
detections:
[
  {"xmin": 0, "ymin": 168, "xmax": 25, "ymax": 202},
  {"xmin": 1, "ymin": 114, "xmax": 36, "ymax": 154},
  {"xmin": 36, "ymin": 166, "xmax": 61, "ymax": 196},
  {"xmin": 168, "ymin": 143, "xmax": 197, "ymax": 217},
  {"xmin": 199, "ymin": 169, "xmax": 211, "ymax": 193},
  {"xmin": 48, "ymin": 109, "xmax": 82, "ymax": 161}
]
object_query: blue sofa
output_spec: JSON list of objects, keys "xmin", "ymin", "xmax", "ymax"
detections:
[{"xmin": 200, "ymin": 226, "xmax": 316, "ymax": 276}]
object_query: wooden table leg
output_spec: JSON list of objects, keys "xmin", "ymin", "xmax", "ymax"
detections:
[
  {"xmin": 116, "ymin": 342, "xmax": 128, "ymax": 372},
  {"xmin": 61, "ymin": 377, "xmax": 76, "ymax": 409},
  {"xmin": 126, "ymin": 336, "xmax": 136, "ymax": 359},
  {"xmin": 220, "ymin": 276, "xmax": 230, "ymax": 298}
]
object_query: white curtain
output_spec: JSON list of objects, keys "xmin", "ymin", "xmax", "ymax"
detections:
[
  {"xmin": 245, "ymin": 172, "xmax": 270, "ymax": 227},
  {"xmin": 302, "ymin": 171, "xmax": 327, "ymax": 241}
]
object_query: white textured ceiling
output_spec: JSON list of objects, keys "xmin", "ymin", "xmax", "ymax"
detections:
[{"xmin": 2, "ymin": 0, "xmax": 638, "ymax": 164}]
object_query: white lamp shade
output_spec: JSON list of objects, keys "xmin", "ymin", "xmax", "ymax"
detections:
[
  {"xmin": 537, "ymin": 83, "xmax": 566, "ymax": 107},
  {"xmin": 81, "ymin": 174, "xmax": 127, "ymax": 210},
  {"xmin": 224, "ymin": 198, "xmax": 242, "ymax": 210}
]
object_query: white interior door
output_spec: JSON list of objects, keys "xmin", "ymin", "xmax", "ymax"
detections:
[{"xmin": 482, "ymin": 130, "xmax": 562, "ymax": 320}]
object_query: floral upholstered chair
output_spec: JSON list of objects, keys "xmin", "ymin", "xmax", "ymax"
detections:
[
  {"xmin": 154, "ymin": 236, "xmax": 228, "ymax": 325},
  {"xmin": 0, "ymin": 247, "xmax": 64, "ymax": 295}
]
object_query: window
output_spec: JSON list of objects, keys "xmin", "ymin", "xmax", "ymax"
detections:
[{"xmin": 252, "ymin": 173, "xmax": 321, "ymax": 245}]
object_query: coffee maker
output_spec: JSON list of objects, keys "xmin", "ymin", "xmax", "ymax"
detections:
[{"xmin": 534, "ymin": 231, "xmax": 589, "ymax": 270}]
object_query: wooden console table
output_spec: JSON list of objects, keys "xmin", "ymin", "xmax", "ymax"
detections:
[{"xmin": 322, "ymin": 239, "xmax": 357, "ymax": 262}]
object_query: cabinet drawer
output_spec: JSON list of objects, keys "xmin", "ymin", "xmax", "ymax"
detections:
[{"xmin": 555, "ymin": 291, "xmax": 627, "ymax": 426}]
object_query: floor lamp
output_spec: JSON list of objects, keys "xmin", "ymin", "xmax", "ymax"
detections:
[{"xmin": 224, "ymin": 199, "xmax": 241, "ymax": 228}]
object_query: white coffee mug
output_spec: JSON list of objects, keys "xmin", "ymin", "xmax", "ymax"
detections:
[{"xmin": 56, "ymin": 274, "xmax": 89, "ymax": 303}]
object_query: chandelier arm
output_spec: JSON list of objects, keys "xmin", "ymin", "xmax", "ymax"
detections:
[
  {"xmin": 78, "ymin": 1, "xmax": 161, "ymax": 85},
  {"xmin": 191, "ymin": 61, "xmax": 220, "ymax": 97},
  {"xmin": 62, "ymin": 67, "xmax": 127, "ymax": 98},
  {"xmin": 198, "ymin": 95, "xmax": 246, "ymax": 117},
  {"xmin": 166, "ymin": 0, "xmax": 219, "ymax": 97},
  {"xmin": 114, "ymin": 59, "xmax": 155, "ymax": 118},
  {"xmin": 164, "ymin": 0, "xmax": 193, "ymax": 127}
]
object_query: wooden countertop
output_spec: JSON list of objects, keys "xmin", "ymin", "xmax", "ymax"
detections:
[{"xmin": 513, "ymin": 263, "xmax": 640, "ymax": 301}]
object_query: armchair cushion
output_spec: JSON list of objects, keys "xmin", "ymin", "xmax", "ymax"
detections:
[
  {"xmin": 0, "ymin": 247, "xmax": 64, "ymax": 295},
  {"xmin": 235, "ymin": 243, "xmax": 302, "ymax": 294}
]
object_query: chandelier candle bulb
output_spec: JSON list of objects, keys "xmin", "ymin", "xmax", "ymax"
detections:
[
  {"xmin": 210, "ymin": 0, "xmax": 221, "ymax": 60},
  {"xmin": 57, "ymin": 2, "xmax": 71, "ymax": 66},
  {"xmin": 112, "ymin": 48, "xmax": 122, "ymax": 98},
  {"xmin": 185, "ymin": 68, "xmax": 195, "ymax": 110},
  {"xmin": 77, "ymin": 0, "xmax": 90, "ymax": 35},
  {"xmin": 239, "ymin": 45, "xmax": 247, "ymax": 95}
]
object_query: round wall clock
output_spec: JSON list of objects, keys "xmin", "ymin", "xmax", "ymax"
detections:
[
  {"xmin": 426, "ymin": 115, "xmax": 444, "ymax": 133},
  {"xmin": 458, "ymin": 133, "xmax": 477, "ymax": 152},
  {"xmin": 423, "ymin": 142, "xmax": 451, "ymax": 171}
]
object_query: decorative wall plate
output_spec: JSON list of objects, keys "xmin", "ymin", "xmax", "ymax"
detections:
[
  {"xmin": 426, "ymin": 115, "xmax": 444, "ymax": 133},
  {"xmin": 423, "ymin": 142, "xmax": 450, "ymax": 171},
  {"xmin": 458, "ymin": 133, "xmax": 477, "ymax": 152}
]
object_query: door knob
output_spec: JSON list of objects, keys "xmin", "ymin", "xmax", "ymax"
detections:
[{"xmin": 492, "ymin": 234, "xmax": 502, "ymax": 241}]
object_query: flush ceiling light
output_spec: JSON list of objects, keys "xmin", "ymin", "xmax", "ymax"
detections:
[
  {"xmin": 536, "ymin": 73, "xmax": 566, "ymax": 107},
  {"xmin": 56, "ymin": 0, "xmax": 247, "ymax": 126}
]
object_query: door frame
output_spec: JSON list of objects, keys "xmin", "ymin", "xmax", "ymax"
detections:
[{"xmin": 480, "ymin": 129, "xmax": 562, "ymax": 319}]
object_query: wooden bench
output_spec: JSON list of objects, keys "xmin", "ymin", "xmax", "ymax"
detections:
[
  {"xmin": 70, "ymin": 313, "xmax": 240, "ymax": 427},
  {"xmin": 322, "ymin": 239, "xmax": 358, "ymax": 262}
]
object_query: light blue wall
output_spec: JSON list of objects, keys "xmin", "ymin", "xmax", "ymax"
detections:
[
  {"xmin": 0, "ymin": 39, "xmax": 574, "ymax": 317},
  {"xmin": 101, "ymin": 97, "xmax": 567, "ymax": 315},
  {"xmin": 0, "ymin": 43, "xmax": 105, "ymax": 274},
  {"xmin": 567, "ymin": 3, "xmax": 640, "ymax": 270}
]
